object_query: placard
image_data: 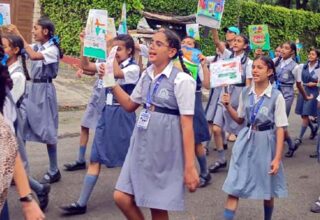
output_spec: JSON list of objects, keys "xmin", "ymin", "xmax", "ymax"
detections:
[
  {"xmin": 84, "ymin": 9, "xmax": 108, "ymax": 60},
  {"xmin": 0, "ymin": 4, "xmax": 10, "ymax": 26},
  {"xmin": 196, "ymin": 0, "xmax": 225, "ymax": 29},
  {"xmin": 186, "ymin": 24, "xmax": 200, "ymax": 41},
  {"xmin": 107, "ymin": 18, "xmax": 117, "ymax": 38},
  {"xmin": 210, "ymin": 57, "xmax": 242, "ymax": 88},
  {"xmin": 103, "ymin": 46, "xmax": 118, "ymax": 88},
  {"xmin": 118, "ymin": 3, "xmax": 127, "ymax": 34},
  {"xmin": 248, "ymin": 25, "xmax": 271, "ymax": 51}
]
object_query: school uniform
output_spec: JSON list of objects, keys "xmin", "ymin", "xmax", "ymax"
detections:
[
  {"xmin": 80, "ymin": 61, "xmax": 106, "ymax": 129},
  {"xmin": 274, "ymin": 57, "xmax": 299, "ymax": 116},
  {"xmin": 194, "ymin": 66, "xmax": 210, "ymax": 144},
  {"xmin": 222, "ymin": 84, "xmax": 288, "ymax": 199},
  {"xmin": 213, "ymin": 49, "xmax": 253, "ymax": 135},
  {"xmin": 90, "ymin": 58, "xmax": 140, "ymax": 167},
  {"xmin": 115, "ymin": 61, "xmax": 196, "ymax": 211},
  {"xmin": 8, "ymin": 61, "xmax": 26, "ymax": 104},
  {"xmin": 295, "ymin": 62, "xmax": 320, "ymax": 117},
  {"xmin": 22, "ymin": 41, "xmax": 60, "ymax": 144}
]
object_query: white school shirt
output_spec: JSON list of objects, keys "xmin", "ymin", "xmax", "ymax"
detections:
[
  {"xmin": 139, "ymin": 44, "xmax": 149, "ymax": 58},
  {"xmin": 116, "ymin": 58, "xmax": 140, "ymax": 85},
  {"xmin": 130, "ymin": 61, "xmax": 196, "ymax": 115},
  {"xmin": 8, "ymin": 61, "xmax": 26, "ymax": 103},
  {"xmin": 222, "ymin": 49, "xmax": 253, "ymax": 79},
  {"xmin": 237, "ymin": 83, "xmax": 288, "ymax": 128},
  {"xmin": 3, "ymin": 96, "xmax": 17, "ymax": 133},
  {"xmin": 31, "ymin": 41, "xmax": 59, "ymax": 65}
]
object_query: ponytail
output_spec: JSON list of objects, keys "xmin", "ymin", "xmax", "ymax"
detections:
[
  {"xmin": 178, "ymin": 50, "xmax": 191, "ymax": 75},
  {"xmin": 20, "ymin": 49, "xmax": 30, "ymax": 80},
  {"xmin": 50, "ymin": 36, "xmax": 63, "ymax": 59}
]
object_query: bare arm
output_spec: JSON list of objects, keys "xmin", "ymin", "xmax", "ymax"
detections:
[
  {"xmin": 222, "ymin": 93, "xmax": 245, "ymax": 124},
  {"xmin": 211, "ymin": 29, "xmax": 226, "ymax": 54},
  {"xmin": 296, "ymin": 82, "xmax": 313, "ymax": 100},
  {"xmin": 199, "ymin": 54, "xmax": 210, "ymax": 90},
  {"xmin": 112, "ymin": 85, "xmax": 140, "ymax": 112},
  {"xmin": 180, "ymin": 115, "xmax": 199, "ymax": 192},
  {"xmin": 269, "ymin": 127, "xmax": 284, "ymax": 175}
]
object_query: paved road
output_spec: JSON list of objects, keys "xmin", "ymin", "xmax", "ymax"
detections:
[{"xmin": 7, "ymin": 106, "xmax": 320, "ymax": 220}]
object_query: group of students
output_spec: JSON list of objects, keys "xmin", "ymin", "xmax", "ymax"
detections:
[{"xmin": 1, "ymin": 15, "xmax": 320, "ymax": 220}]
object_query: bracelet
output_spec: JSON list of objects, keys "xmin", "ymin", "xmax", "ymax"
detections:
[{"xmin": 19, "ymin": 193, "xmax": 34, "ymax": 203}]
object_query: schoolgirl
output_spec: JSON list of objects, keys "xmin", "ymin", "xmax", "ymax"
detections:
[
  {"xmin": 60, "ymin": 34, "xmax": 140, "ymax": 215},
  {"xmin": 8, "ymin": 17, "xmax": 63, "ymax": 184},
  {"xmin": 294, "ymin": 48, "xmax": 320, "ymax": 156},
  {"xmin": 180, "ymin": 36, "xmax": 211, "ymax": 187},
  {"xmin": 272, "ymin": 42, "xmax": 311, "ymax": 158},
  {"xmin": 63, "ymin": 30, "xmax": 106, "ymax": 171},
  {"xmin": 110, "ymin": 29, "xmax": 199, "ymax": 220},
  {"xmin": 208, "ymin": 29, "xmax": 252, "ymax": 173},
  {"xmin": 221, "ymin": 56, "xmax": 288, "ymax": 220},
  {"xmin": 2, "ymin": 34, "xmax": 51, "ymax": 210}
]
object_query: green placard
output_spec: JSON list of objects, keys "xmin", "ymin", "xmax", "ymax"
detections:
[{"xmin": 248, "ymin": 25, "xmax": 271, "ymax": 51}]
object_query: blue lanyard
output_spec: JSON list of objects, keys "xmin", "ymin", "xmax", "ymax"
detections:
[
  {"xmin": 250, "ymin": 94, "xmax": 265, "ymax": 125},
  {"xmin": 146, "ymin": 75, "xmax": 165, "ymax": 109}
]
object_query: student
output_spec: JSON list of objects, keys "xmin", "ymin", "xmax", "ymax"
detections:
[
  {"xmin": 223, "ymin": 26, "xmax": 240, "ymax": 50},
  {"xmin": 2, "ymin": 34, "xmax": 51, "ymax": 210},
  {"xmin": 8, "ymin": 17, "xmax": 63, "ymax": 184},
  {"xmin": 221, "ymin": 56, "xmax": 288, "ymax": 220},
  {"xmin": 273, "ymin": 42, "xmax": 311, "ymax": 158},
  {"xmin": 294, "ymin": 48, "xmax": 320, "ymax": 155},
  {"xmin": 209, "ymin": 29, "xmax": 252, "ymax": 173},
  {"xmin": 275, "ymin": 46, "xmax": 281, "ymax": 58},
  {"xmin": 110, "ymin": 29, "xmax": 199, "ymax": 220},
  {"xmin": 60, "ymin": 34, "xmax": 140, "ymax": 215},
  {"xmin": 63, "ymin": 30, "xmax": 106, "ymax": 171},
  {"xmin": 180, "ymin": 36, "xmax": 211, "ymax": 187}
]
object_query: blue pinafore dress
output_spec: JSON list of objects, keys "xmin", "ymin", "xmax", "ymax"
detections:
[
  {"xmin": 275, "ymin": 59, "xmax": 297, "ymax": 116},
  {"xmin": 22, "ymin": 44, "xmax": 59, "ymax": 145},
  {"xmin": 116, "ymin": 67, "xmax": 188, "ymax": 211},
  {"xmin": 90, "ymin": 60, "xmax": 139, "ymax": 167},
  {"xmin": 222, "ymin": 87, "xmax": 288, "ymax": 199},
  {"xmin": 295, "ymin": 62, "xmax": 319, "ymax": 117}
]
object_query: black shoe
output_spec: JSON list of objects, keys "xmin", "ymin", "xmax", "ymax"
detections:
[
  {"xmin": 40, "ymin": 170, "xmax": 61, "ymax": 184},
  {"xmin": 310, "ymin": 151, "xmax": 319, "ymax": 158},
  {"xmin": 199, "ymin": 173, "xmax": 212, "ymax": 188},
  {"xmin": 209, "ymin": 161, "xmax": 227, "ymax": 173},
  {"xmin": 223, "ymin": 144, "xmax": 228, "ymax": 150},
  {"xmin": 285, "ymin": 150, "xmax": 295, "ymax": 158},
  {"xmin": 36, "ymin": 183, "xmax": 51, "ymax": 211},
  {"xmin": 60, "ymin": 202, "xmax": 87, "ymax": 215},
  {"xmin": 310, "ymin": 125, "xmax": 318, "ymax": 140},
  {"xmin": 294, "ymin": 138, "xmax": 302, "ymax": 149},
  {"xmin": 64, "ymin": 161, "xmax": 86, "ymax": 171}
]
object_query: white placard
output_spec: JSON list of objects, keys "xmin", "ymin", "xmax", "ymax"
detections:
[
  {"xmin": 103, "ymin": 46, "xmax": 118, "ymax": 88},
  {"xmin": 0, "ymin": 4, "xmax": 11, "ymax": 26}
]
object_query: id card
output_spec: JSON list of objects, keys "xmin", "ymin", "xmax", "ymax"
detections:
[
  {"xmin": 137, "ymin": 111, "xmax": 151, "ymax": 129},
  {"xmin": 106, "ymin": 93, "xmax": 113, "ymax": 105}
]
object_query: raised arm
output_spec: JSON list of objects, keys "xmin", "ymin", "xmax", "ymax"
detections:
[{"xmin": 211, "ymin": 29, "xmax": 226, "ymax": 55}]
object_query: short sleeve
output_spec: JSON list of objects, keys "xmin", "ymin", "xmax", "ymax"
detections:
[
  {"xmin": 245, "ymin": 59, "xmax": 253, "ymax": 79},
  {"xmin": 198, "ymin": 65, "xmax": 204, "ymax": 82},
  {"xmin": 41, "ymin": 45, "xmax": 59, "ymax": 65},
  {"xmin": 221, "ymin": 49, "xmax": 232, "ymax": 59},
  {"xmin": 122, "ymin": 65, "xmax": 140, "ymax": 84},
  {"xmin": 10, "ymin": 72, "xmax": 26, "ymax": 103},
  {"xmin": 293, "ymin": 64, "xmax": 303, "ymax": 82},
  {"xmin": 237, "ymin": 91, "xmax": 245, "ymax": 118},
  {"xmin": 174, "ymin": 72, "xmax": 196, "ymax": 115},
  {"xmin": 275, "ymin": 93, "xmax": 289, "ymax": 127},
  {"xmin": 317, "ymin": 94, "xmax": 320, "ymax": 102},
  {"xmin": 130, "ymin": 71, "xmax": 146, "ymax": 104}
]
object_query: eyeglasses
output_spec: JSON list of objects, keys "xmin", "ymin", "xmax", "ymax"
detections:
[{"xmin": 150, "ymin": 40, "xmax": 169, "ymax": 48}]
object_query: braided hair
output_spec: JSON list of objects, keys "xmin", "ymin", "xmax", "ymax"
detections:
[
  {"xmin": 161, "ymin": 29, "xmax": 190, "ymax": 75},
  {"xmin": 37, "ymin": 17, "xmax": 63, "ymax": 58},
  {"xmin": 2, "ymin": 34, "xmax": 30, "ymax": 80}
]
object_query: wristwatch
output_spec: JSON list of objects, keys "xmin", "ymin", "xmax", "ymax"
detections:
[{"xmin": 19, "ymin": 193, "xmax": 34, "ymax": 203}]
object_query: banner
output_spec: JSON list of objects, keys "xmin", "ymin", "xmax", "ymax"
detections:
[
  {"xmin": 84, "ymin": 9, "xmax": 108, "ymax": 60},
  {"xmin": 248, "ymin": 25, "xmax": 271, "ymax": 51},
  {"xmin": 210, "ymin": 57, "xmax": 242, "ymax": 88},
  {"xmin": 186, "ymin": 24, "xmax": 200, "ymax": 41},
  {"xmin": 196, "ymin": 0, "xmax": 225, "ymax": 29},
  {"xmin": 103, "ymin": 46, "xmax": 118, "ymax": 88},
  {"xmin": 118, "ymin": 3, "xmax": 127, "ymax": 34},
  {"xmin": 107, "ymin": 18, "xmax": 117, "ymax": 38},
  {"xmin": 181, "ymin": 46, "xmax": 202, "ymax": 64},
  {"xmin": 0, "ymin": 4, "xmax": 10, "ymax": 26}
]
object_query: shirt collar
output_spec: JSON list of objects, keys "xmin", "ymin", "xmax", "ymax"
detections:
[
  {"xmin": 120, "ymin": 57, "xmax": 132, "ymax": 68},
  {"xmin": 8, "ymin": 61, "xmax": 21, "ymax": 74},
  {"xmin": 248, "ymin": 83, "xmax": 272, "ymax": 98},
  {"xmin": 147, "ymin": 61, "xmax": 174, "ymax": 80},
  {"xmin": 281, "ymin": 57, "xmax": 293, "ymax": 66},
  {"xmin": 42, "ymin": 40, "xmax": 53, "ymax": 49}
]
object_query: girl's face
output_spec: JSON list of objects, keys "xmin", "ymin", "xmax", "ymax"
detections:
[
  {"xmin": 275, "ymin": 46, "xmax": 281, "ymax": 57},
  {"xmin": 32, "ymin": 24, "xmax": 49, "ymax": 43},
  {"xmin": 232, "ymin": 36, "xmax": 247, "ymax": 53},
  {"xmin": 280, "ymin": 43, "xmax": 294, "ymax": 59},
  {"xmin": 308, "ymin": 50, "xmax": 318, "ymax": 63},
  {"xmin": 181, "ymin": 37, "xmax": 195, "ymax": 48},
  {"xmin": 149, "ymin": 32, "xmax": 177, "ymax": 65},
  {"xmin": 1, "ymin": 38, "xmax": 18, "ymax": 60},
  {"xmin": 252, "ymin": 59, "xmax": 273, "ymax": 83},
  {"xmin": 112, "ymin": 40, "xmax": 132, "ymax": 63}
]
